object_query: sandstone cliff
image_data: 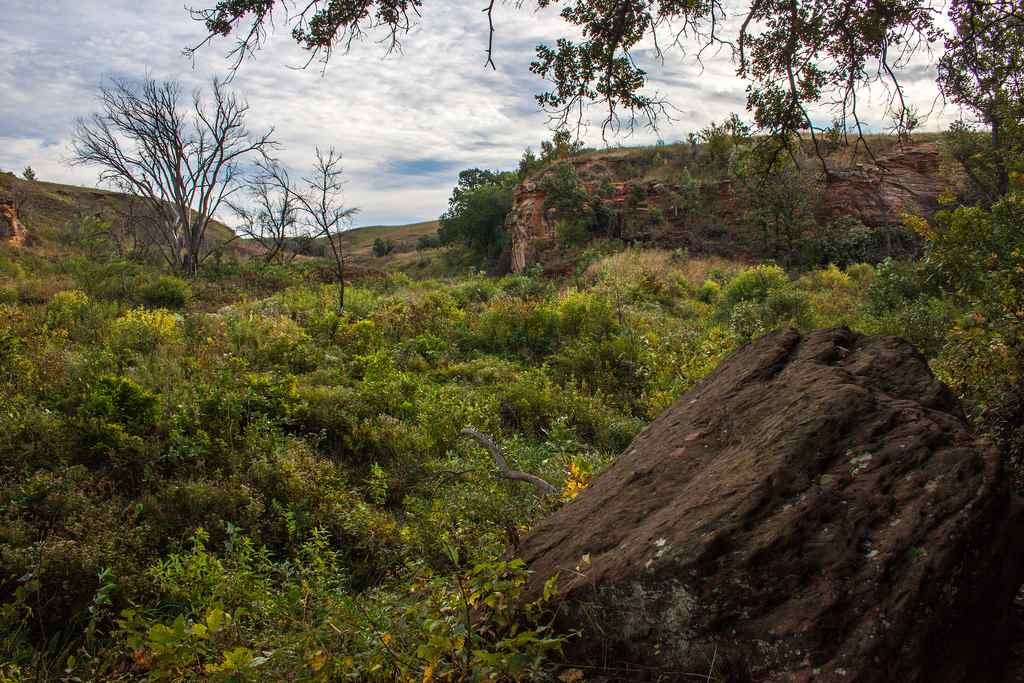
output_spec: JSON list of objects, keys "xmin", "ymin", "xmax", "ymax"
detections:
[{"xmin": 507, "ymin": 143, "xmax": 953, "ymax": 272}]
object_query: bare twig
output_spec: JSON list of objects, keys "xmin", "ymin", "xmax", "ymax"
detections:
[{"xmin": 460, "ymin": 428, "xmax": 558, "ymax": 496}]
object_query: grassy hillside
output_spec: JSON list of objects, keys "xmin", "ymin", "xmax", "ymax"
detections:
[
  {"xmin": 0, "ymin": 171, "xmax": 240, "ymax": 252},
  {"xmin": 343, "ymin": 220, "xmax": 439, "ymax": 257}
]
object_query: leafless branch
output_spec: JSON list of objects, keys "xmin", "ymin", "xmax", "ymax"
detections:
[
  {"xmin": 460, "ymin": 428, "xmax": 558, "ymax": 496},
  {"xmin": 70, "ymin": 77, "xmax": 275, "ymax": 276}
]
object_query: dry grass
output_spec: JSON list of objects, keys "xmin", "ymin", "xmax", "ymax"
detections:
[{"xmin": 584, "ymin": 248, "xmax": 745, "ymax": 287}]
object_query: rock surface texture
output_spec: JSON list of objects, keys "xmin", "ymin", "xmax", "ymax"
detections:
[
  {"xmin": 0, "ymin": 200, "xmax": 24, "ymax": 245},
  {"xmin": 823, "ymin": 143, "xmax": 948, "ymax": 227},
  {"xmin": 520, "ymin": 327, "xmax": 1023, "ymax": 681},
  {"xmin": 507, "ymin": 143, "xmax": 952, "ymax": 272}
]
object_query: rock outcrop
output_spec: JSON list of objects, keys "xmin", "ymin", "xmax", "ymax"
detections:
[
  {"xmin": 507, "ymin": 143, "xmax": 952, "ymax": 272},
  {"xmin": 0, "ymin": 200, "xmax": 24, "ymax": 246},
  {"xmin": 520, "ymin": 327, "xmax": 1023, "ymax": 681},
  {"xmin": 823, "ymin": 143, "xmax": 948, "ymax": 227}
]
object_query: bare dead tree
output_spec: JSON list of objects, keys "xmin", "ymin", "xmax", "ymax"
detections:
[
  {"xmin": 291, "ymin": 147, "xmax": 359, "ymax": 314},
  {"xmin": 109, "ymin": 188, "xmax": 157, "ymax": 261},
  {"xmin": 460, "ymin": 428, "xmax": 558, "ymax": 496},
  {"xmin": 230, "ymin": 157, "xmax": 301, "ymax": 264},
  {"xmin": 70, "ymin": 77, "xmax": 275, "ymax": 277}
]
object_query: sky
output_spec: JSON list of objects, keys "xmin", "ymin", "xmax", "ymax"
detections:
[{"xmin": 0, "ymin": 0, "xmax": 957, "ymax": 227}]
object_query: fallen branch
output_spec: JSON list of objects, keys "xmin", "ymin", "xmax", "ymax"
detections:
[{"xmin": 460, "ymin": 428, "xmax": 558, "ymax": 496}]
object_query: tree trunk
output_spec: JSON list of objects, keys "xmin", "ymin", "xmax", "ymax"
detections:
[
  {"xmin": 335, "ymin": 249, "xmax": 345, "ymax": 314},
  {"xmin": 991, "ymin": 115, "xmax": 1011, "ymax": 199}
]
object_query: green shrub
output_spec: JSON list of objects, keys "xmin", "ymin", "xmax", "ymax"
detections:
[
  {"xmin": 864, "ymin": 258, "xmax": 932, "ymax": 315},
  {"xmin": 845, "ymin": 262, "xmax": 876, "ymax": 286},
  {"xmin": 729, "ymin": 288, "xmax": 813, "ymax": 340},
  {"xmin": 70, "ymin": 374, "xmax": 160, "ymax": 472},
  {"xmin": 795, "ymin": 220, "xmax": 920, "ymax": 268},
  {"xmin": 861, "ymin": 295, "xmax": 957, "ymax": 357},
  {"xmin": 46, "ymin": 289, "xmax": 91, "ymax": 330},
  {"xmin": 109, "ymin": 307, "xmax": 184, "ymax": 355},
  {"xmin": 719, "ymin": 264, "xmax": 790, "ymax": 314},
  {"xmin": 469, "ymin": 299, "xmax": 560, "ymax": 358},
  {"xmin": 696, "ymin": 279, "xmax": 721, "ymax": 304},
  {"xmin": 372, "ymin": 238, "xmax": 395, "ymax": 257},
  {"xmin": 451, "ymin": 277, "xmax": 498, "ymax": 305},
  {"xmin": 139, "ymin": 275, "xmax": 193, "ymax": 309},
  {"xmin": 226, "ymin": 313, "xmax": 319, "ymax": 372},
  {"xmin": 556, "ymin": 218, "xmax": 589, "ymax": 246}
]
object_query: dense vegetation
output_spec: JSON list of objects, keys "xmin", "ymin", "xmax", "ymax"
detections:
[{"xmin": 2, "ymin": 158, "xmax": 1022, "ymax": 678}]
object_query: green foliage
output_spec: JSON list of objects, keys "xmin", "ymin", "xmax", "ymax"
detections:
[
  {"xmin": 795, "ymin": 219, "xmax": 920, "ymax": 268},
  {"xmin": 139, "ymin": 276, "xmax": 193, "ymax": 309},
  {"xmin": 697, "ymin": 114, "xmax": 753, "ymax": 171},
  {"xmin": 416, "ymin": 233, "xmax": 440, "ymax": 251},
  {"xmin": 2, "ymin": 223, "xmax": 1019, "ymax": 678},
  {"xmin": 737, "ymin": 160, "xmax": 818, "ymax": 256},
  {"xmin": 109, "ymin": 307, "xmax": 184, "ymax": 356},
  {"xmin": 938, "ymin": 0, "xmax": 1024, "ymax": 203},
  {"xmin": 438, "ymin": 169, "xmax": 517, "ymax": 263},
  {"xmin": 719, "ymin": 264, "xmax": 790, "ymax": 313},
  {"xmin": 540, "ymin": 129, "xmax": 583, "ymax": 162},
  {"xmin": 556, "ymin": 218, "xmax": 589, "ymax": 246},
  {"xmin": 70, "ymin": 374, "xmax": 160, "ymax": 476},
  {"xmin": 371, "ymin": 237, "xmax": 395, "ymax": 257}
]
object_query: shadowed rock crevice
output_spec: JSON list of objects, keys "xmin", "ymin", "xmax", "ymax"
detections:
[{"xmin": 519, "ymin": 327, "xmax": 1024, "ymax": 681}]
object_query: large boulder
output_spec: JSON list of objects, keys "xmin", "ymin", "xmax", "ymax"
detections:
[{"xmin": 520, "ymin": 328, "xmax": 1023, "ymax": 681}]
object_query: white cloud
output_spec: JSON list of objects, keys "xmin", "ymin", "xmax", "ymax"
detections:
[{"xmin": 0, "ymin": 0, "xmax": 955, "ymax": 227}]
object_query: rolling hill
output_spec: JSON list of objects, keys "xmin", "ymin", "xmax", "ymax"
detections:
[
  {"xmin": 341, "ymin": 220, "xmax": 439, "ymax": 257},
  {"xmin": 0, "ymin": 170, "xmax": 242, "ymax": 254}
]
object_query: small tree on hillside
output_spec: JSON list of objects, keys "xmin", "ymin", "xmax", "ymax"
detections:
[
  {"xmin": 71, "ymin": 77, "xmax": 275, "ymax": 276},
  {"xmin": 292, "ymin": 147, "xmax": 359, "ymax": 313},
  {"xmin": 231, "ymin": 158, "xmax": 301, "ymax": 264},
  {"xmin": 22, "ymin": 166, "xmax": 37, "ymax": 182},
  {"xmin": 372, "ymin": 237, "xmax": 395, "ymax": 257}
]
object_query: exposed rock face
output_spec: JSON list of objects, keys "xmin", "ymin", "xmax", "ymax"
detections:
[
  {"xmin": 507, "ymin": 179, "xmax": 553, "ymax": 273},
  {"xmin": 520, "ymin": 327, "xmax": 1023, "ymax": 681},
  {"xmin": 823, "ymin": 143, "xmax": 948, "ymax": 227},
  {"xmin": 0, "ymin": 200, "xmax": 24, "ymax": 246},
  {"xmin": 507, "ymin": 143, "xmax": 951, "ymax": 272}
]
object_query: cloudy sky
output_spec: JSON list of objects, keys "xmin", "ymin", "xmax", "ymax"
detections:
[{"xmin": 1, "ymin": 1, "xmax": 956, "ymax": 227}]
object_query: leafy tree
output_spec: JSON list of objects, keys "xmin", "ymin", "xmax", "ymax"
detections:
[
  {"xmin": 736, "ymin": 156, "xmax": 819, "ymax": 255},
  {"xmin": 540, "ymin": 129, "xmax": 582, "ymax": 162},
  {"xmin": 21, "ymin": 166, "xmax": 36, "ymax": 182},
  {"xmin": 517, "ymin": 147, "xmax": 544, "ymax": 179},
  {"xmin": 438, "ymin": 169, "xmax": 518, "ymax": 263},
  {"xmin": 71, "ymin": 77, "xmax": 274, "ymax": 277},
  {"xmin": 938, "ymin": 0, "xmax": 1024, "ymax": 203},
  {"xmin": 697, "ymin": 114, "xmax": 753, "ymax": 172},
  {"xmin": 186, "ymin": 0, "xmax": 941, "ymax": 147},
  {"xmin": 372, "ymin": 237, "xmax": 395, "ymax": 257},
  {"xmin": 416, "ymin": 233, "xmax": 440, "ymax": 251}
]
